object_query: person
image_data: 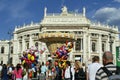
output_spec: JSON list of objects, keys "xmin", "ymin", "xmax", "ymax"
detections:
[
  {"xmin": 95, "ymin": 51, "xmax": 120, "ymax": 80},
  {"xmin": 82, "ymin": 63, "xmax": 86, "ymax": 73},
  {"xmin": 40, "ymin": 62, "xmax": 47, "ymax": 80},
  {"xmin": 0, "ymin": 64, "xmax": 2, "ymax": 79},
  {"xmin": 13, "ymin": 64, "xmax": 23, "ymax": 80},
  {"xmin": 31, "ymin": 64, "xmax": 37, "ymax": 78},
  {"xmin": 54, "ymin": 61, "xmax": 62, "ymax": 80},
  {"xmin": 22, "ymin": 63, "xmax": 28, "ymax": 80},
  {"xmin": 1, "ymin": 64, "xmax": 9, "ymax": 80},
  {"xmin": 7, "ymin": 64, "xmax": 15, "ymax": 80},
  {"xmin": 74, "ymin": 61, "xmax": 86, "ymax": 80},
  {"xmin": 87, "ymin": 56, "xmax": 103, "ymax": 80},
  {"xmin": 64, "ymin": 61, "xmax": 74, "ymax": 80}
]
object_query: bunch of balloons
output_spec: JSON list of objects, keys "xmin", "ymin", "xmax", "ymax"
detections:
[
  {"xmin": 20, "ymin": 46, "xmax": 46, "ymax": 68},
  {"xmin": 55, "ymin": 41, "xmax": 73, "ymax": 68},
  {"xmin": 56, "ymin": 41, "xmax": 73, "ymax": 60}
]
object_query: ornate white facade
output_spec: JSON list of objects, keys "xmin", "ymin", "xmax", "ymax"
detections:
[{"xmin": 0, "ymin": 6, "xmax": 120, "ymax": 65}]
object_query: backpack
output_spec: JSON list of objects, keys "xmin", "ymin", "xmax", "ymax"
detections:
[
  {"xmin": 78, "ymin": 68, "xmax": 86, "ymax": 80},
  {"xmin": 102, "ymin": 66, "xmax": 120, "ymax": 80}
]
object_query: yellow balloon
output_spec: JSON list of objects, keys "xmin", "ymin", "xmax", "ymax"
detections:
[
  {"xmin": 68, "ymin": 49, "xmax": 72, "ymax": 52},
  {"xmin": 59, "ymin": 62, "xmax": 62, "ymax": 68},
  {"xmin": 28, "ymin": 54, "xmax": 31, "ymax": 60},
  {"xmin": 31, "ymin": 56, "xmax": 35, "ymax": 61},
  {"xmin": 22, "ymin": 60, "xmax": 25, "ymax": 65}
]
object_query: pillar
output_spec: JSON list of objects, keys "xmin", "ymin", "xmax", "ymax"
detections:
[
  {"xmin": 88, "ymin": 34, "xmax": 91, "ymax": 59},
  {"xmin": 22, "ymin": 36, "xmax": 26, "ymax": 52},
  {"xmin": 29, "ymin": 35, "xmax": 34, "ymax": 47},
  {"xmin": 83, "ymin": 32, "xmax": 87, "ymax": 63},
  {"xmin": 98, "ymin": 34, "xmax": 102, "ymax": 63}
]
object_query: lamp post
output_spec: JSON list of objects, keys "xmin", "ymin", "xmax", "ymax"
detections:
[
  {"xmin": 7, "ymin": 30, "xmax": 12, "ymax": 64},
  {"xmin": 109, "ymin": 34, "xmax": 113, "ymax": 53},
  {"xmin": 8, "ymin": 41, "xmax": 11, "ymax": 64}
]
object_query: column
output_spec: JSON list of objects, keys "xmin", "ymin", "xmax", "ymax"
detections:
[
  {"xmin": 22, "ymin": 36, "xmax": 26, "ymax": 52},
  {"xmin": 18, "ymin": 41, "xmax": 20, "ymax": 53},
  {"xmin": 13, "ymin": 33, "xmax": 18, "ymax": 54},
  {"xmin": 106, "ymin": 35, "xmax": 110, "ymax": 51},
  {"xmin": 83, "ymin": 32, "xmax": 87, "ymax": 63},
  {"xmin": 113, "ymin": 40, "xmax": 116, "ymax": 64},
  {"xmin": 80, "ymin": 38, "xmax": 83, "ymax": 51},
  {"xmin": 73, "ymin": 41, "xmax": 76, "ymax": 52},
  {"xmin": 98, "ymin": 34, "xmax": 102, "ymax": 63},
  {"xmin": 29, "ymin": 35, "xmax": 34, "ymax": 47},
  {"xmin": 88, "ymin": 34, "xmax": 91, "ymax": 59}
]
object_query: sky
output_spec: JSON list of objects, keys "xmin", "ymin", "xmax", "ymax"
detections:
[{"xmin": 0, "ymin": 0, "xmax": 120, "ymax": 40}]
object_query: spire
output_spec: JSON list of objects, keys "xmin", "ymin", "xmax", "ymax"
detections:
[
  {"xmin": 44, "ymin": 7, "xmax": 47, "ymax": 17},
  {"xmin": 83, "ymin": 7, "xmax": 86, "ymax": 16}
]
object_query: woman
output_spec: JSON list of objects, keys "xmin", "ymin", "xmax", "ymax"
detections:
[
  {"xmin": 13, "ymin": 64, "xmax": 23, "ymax": 80},
  {"xmin": 1, "ymin": 64, "xmax": 9, "ymax": 80},
  {"xmin": 74, "ymin": 61, "xmax": 86, "ymax": 80}
]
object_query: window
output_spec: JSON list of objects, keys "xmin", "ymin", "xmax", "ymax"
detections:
[
  {"xmin": 35, "ymin": 42, "xmax": 38, "ymax": 47},
  {"xmin": 1, "ymin": 46, "xmax": 5, "ymax": 54},
  {"xmin": 11, "ymin": 46, "xmax": 13, "ymax": 54},
  {"xmin": 75, "ymin": 38, "xmax": 81, "ymax": 51},
  {"xmin": 75, "ymin": 55, "xmax": 81, "ymax": 61},
  {"xmin": 102, "ymin": 43, "xmax": 105, "ymax": 52},
  {"xmin": 92, "ymin": 42, "xmax": 96, "ymax": 52},
  {"xmin": 26, "ymin": 43, "xmax": 29, "ymax": 49}
]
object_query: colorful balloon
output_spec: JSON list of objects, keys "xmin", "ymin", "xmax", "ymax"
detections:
[
  {"xmin": 31, "ymin": 56, "xmax": 35, "ymax": 61},
  {"xmin": 28, "ymin": 54, "xmax": 31, "ymax": 60}
]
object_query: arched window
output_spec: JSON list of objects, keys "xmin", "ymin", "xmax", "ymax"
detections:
[
  {"xmin": 102, "ymin": 43, "xmax": 105, "ymax": 52},
  {"xmin": 1, "ymin": 46, "xmax": 5, "ymax": 54},
  {"xmin": 11, "ymin": 46, "xmax": 13, "ymax": 54},
  {"xmin": 26, "ymin": 43, "xmax": 29, "ymax": 49},
  {"xmin": 35, "ymin": 42, "xmax": 38, "ymax": 47},
  {"xmin": 75, "ymin": 38, "xmax": 81, "ymax": 51},
  {"xmin": 92, "ymin": 42, "xmax": 96, "ymax": 52}
]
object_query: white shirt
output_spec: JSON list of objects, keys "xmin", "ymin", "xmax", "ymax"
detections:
[
  {"xmin": 0, "ymin": 65, "xmax": 2, "ymax": 71},
  {"xmin": 65, "ymin": 66, "xmax": 74, "ymax": 80},
  {"xmin": 41, "ymin": 65, "xmax": 47, "ymax": 73},
  {"xmin": 88, "ymin": 62, "xmax": 103, "ymax": 80}
]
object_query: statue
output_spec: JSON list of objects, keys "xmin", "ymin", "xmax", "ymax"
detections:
[{"xmin": 61, "ymin": 6, "xmax": 68, "ymax": 14}]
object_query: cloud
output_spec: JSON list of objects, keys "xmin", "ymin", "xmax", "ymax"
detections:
[
  {"xmin": 93, "ymin": 7, "xmax": 120, "ymax": 27},
  {"xmin": 114, "ymin": 0, "xmax": 120, "ymax": 3}
]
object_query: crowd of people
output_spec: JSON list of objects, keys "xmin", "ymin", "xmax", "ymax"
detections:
[{"xmin": 0, "ymin": 51, "xmax": 120, "ymax": 80}]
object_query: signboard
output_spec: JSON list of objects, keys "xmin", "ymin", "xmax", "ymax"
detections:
[{"xmin": 116, "ymin": 46, "xmax": 120, "ymax": 67}]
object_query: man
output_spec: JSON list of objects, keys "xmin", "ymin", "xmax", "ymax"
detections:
[
  {"xmin": 95, "ymin": 51, "xmax": 119, "ymax": 80},
  {"xmin": 64, "ymin": 61, "xmax": 74, "ymax": 80},
  {"xmin": 87, "ymin": 56, "xmax": 103, "ymax": 80},
  {"xmin": 40, "ymin": 62, "xmax": 47, "ymax": 80},
  {"xmin": 54, "ymin": 61, "xmax": 62, "ymax": 80}
]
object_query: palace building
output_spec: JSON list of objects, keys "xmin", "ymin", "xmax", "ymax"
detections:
[{"xmin": 0, "ymin": 6, "xmax": 120, "ymax": 65}]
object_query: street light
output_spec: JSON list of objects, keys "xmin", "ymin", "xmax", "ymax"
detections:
[
  {"xmin": 8, "ymin": 41, "xmax": 11, "ymax": 64},
  {"xmin": 109, "ymin": 34, "xmax": 113, "ymax": 53},
  {"xmin": 7, "ymin": 30, "xmax": 13, "ymax": 64}
]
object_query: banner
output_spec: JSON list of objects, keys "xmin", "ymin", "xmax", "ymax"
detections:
[{"xmin": 116, "ymin": 46, "xmax": 120, "ymax": 67}]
